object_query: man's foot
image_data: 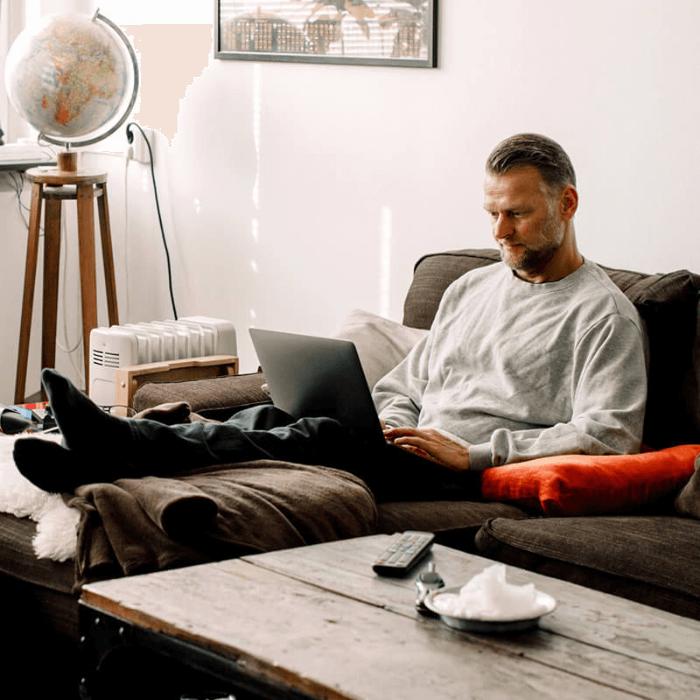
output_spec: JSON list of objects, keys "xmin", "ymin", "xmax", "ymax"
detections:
[
  {"xmin": 40, "ymin": 368, "xmax": 134, "ymax": 456},
  {"xmin": 12, "ymin": 368, "xmax": 143, "ymax": 490},
  {"xmin": 13, "ymin": 438, "xmax": 101, "ymax": 493}
]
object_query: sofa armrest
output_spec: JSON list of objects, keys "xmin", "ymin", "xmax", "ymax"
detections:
[
  {"xmin": 132, "ymin": 371, "xmax": 271, "ymax": 420},
  {"xmin": 115, "ymin": 355, "xmax": 239, "ymax": 410}
]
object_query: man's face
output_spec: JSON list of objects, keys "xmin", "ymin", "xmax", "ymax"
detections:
[{"xmin": 483, "ymin": 166, "xmax": 565, "ymax": 278}]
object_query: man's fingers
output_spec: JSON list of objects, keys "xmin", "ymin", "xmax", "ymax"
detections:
[
  {"xmin": 394, "ymin": 435, "xmax": 430, "ymax": 449},
  {"xmin": 383, "ymin": 427, "xmax": 419, "ymax": 439}
]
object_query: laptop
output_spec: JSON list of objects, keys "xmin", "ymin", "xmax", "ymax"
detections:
[{"xmin": 249, "ymin": 327, "xmax": 387, "ymax": 441}]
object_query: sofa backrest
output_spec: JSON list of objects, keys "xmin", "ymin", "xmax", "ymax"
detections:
[{"xmin": 403, "ymin": 249, "xmax": 700, "ymax": 450}]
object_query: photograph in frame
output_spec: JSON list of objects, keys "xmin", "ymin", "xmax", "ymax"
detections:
[{"xmin": 216, "ymin": 1, "xmax": 438, "ymax": 68}]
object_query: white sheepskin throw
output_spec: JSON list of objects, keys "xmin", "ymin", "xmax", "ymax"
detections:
[{"xmin": 0, "ymin": 433, "xmax": 78, "ymax": 561}]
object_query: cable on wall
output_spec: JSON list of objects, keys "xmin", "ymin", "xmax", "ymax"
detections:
[
  {"xmin": 122, "ymin": 150, "xmax": 132, "ymax": 322},
  {"xmin": 125, "ymin": 121, "xmax": 178, "ymax": 320},
  {"xmin": 8, "ymin": 170, "xmax": 30, "ymax": 226}
]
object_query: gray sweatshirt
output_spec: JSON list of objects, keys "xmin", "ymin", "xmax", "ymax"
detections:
[{"xmin": 372, "ymin": 259, "xmax": 647, "ymax": 470}]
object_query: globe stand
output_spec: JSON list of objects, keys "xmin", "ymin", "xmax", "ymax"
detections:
[
  {"xmin": 6, "ymin": 9, "xmax": 140, "ymax": 401},
  {"xmin": 56, "ymin": 151, "xmax": 78, "ymax": 172},
  {"xmin": 14, "ymin": 166, "xmax": 119, "ymax": 402}
]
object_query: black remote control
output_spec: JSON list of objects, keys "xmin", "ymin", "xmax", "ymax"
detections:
[{"xmin": 372, "ymin": 531, "xmax": 435, "ymax": 577}]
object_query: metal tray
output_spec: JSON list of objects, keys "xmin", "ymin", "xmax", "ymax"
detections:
[{"xmin": 424, "ymin": 586, "xmax": 557, "ymax": 634}]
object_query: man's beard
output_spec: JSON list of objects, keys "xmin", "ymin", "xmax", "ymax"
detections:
[{"xmin": 500, "ymin": 210, "xmax": 564, "ymax": 275}]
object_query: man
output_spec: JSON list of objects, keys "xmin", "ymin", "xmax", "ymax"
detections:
[
  {"xmin": 376, "ymin": 133, "xmax": 647, "ymax": 471},
  {"xmin": 14, "ymin": 134, "xmax": 647, "ymax": 500}
]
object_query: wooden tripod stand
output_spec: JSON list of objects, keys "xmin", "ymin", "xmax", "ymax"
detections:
[{"xmin": 15, "ymin": 154, "xmax": 119, "ymax": 403}]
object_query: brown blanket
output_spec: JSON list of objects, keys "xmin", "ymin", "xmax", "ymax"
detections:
[{"xmin": 66, "ymin": 460, "xmax": 378, "ymax": 590}]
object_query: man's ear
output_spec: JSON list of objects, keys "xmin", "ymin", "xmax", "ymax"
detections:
[{"xmin": 559, "ymin": 185, "xmax": 578, "ymax": 220}]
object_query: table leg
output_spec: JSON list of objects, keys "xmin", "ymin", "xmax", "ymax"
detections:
[
  {"xmin": 14, "ymin": 182, "xmax": 43, "ymax": 404},
  {"xmin": 41, "ymin": 197, "xmax": 63, "ymax": 384},
  {"xmin": 76, "ymin": 183, "xmax": 98, "ymax": 388},
  {"xmin": 96, "ymin": 183, "xmax": 119, "ymax": 327}
]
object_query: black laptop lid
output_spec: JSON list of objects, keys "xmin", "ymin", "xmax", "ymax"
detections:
[{"xmin": 249, "ymin": 328, "xmax": 383, "ymax": 435}]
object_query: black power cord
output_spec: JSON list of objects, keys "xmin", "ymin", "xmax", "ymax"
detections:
[{"xmin": 125, "ymin": 122, "xmax": 178, "ymax": 320}]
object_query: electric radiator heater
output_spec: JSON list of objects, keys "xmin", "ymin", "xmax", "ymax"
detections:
[{"xmin": 88, "ymin": 316, "xmax": 237, "ymax": 406}]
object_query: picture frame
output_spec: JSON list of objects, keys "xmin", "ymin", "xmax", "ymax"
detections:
[{"xmin": 215, "ymin": 1, "xmax": 438, "ymax": 68}]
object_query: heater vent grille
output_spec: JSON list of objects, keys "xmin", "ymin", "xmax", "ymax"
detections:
[{"xmin": 91, "ymin": 349, "xmax": 121, "ymax": 369}]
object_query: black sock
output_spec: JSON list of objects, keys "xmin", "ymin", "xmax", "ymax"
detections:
[
  {"xmin": 13, "ymin": 438, "xmax": 107, "ymax": 493},
  {"xmin": 40, "ymin": 368, "xmax": 135, "ymax": 458}
]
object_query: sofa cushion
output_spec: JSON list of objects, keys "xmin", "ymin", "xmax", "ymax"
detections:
[
  {"xmin": 403, "ymin": 249, "xmax": 500, "ymax": 330},
  {"xmin": 474, "ymin": 515, "xmax": 700, "ymax": 620},
  {"xmin": 675, "ymin": 453, "xmax": 700, "ymax": 518},
  {"xmin": 333, "ymin": 309, "xmax": 428, "ymax": 388},
  {"xmin": 376, "ymin": 499, "xmax": 530, "ymax": 542},
  {"xmin": 606, "ymin": 269, "xmax": 700, "ymax": 448},
  {"xmin": 480, "ymin": 444, "xmax": 700, "ymax": 516},
  {"xmin": 133, "ymin": 372, "xmax": 271, "ymax": 419}
]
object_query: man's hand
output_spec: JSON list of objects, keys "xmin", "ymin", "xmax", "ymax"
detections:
[{"xmin": 383, "ymin": 427, "xmax": 470, "ymax": 471}]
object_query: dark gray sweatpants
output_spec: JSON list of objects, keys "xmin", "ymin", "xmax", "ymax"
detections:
[{"xmin": 125, "ymin": 405, "xmax": 478, "ymax": 503}]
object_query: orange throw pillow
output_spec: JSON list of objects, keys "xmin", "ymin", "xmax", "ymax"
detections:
[{"xmin": 480, "ymin": 444, "xmax": 700, "ymax": 516}]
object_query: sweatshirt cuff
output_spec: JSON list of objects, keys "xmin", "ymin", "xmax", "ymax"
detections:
[{"xmin": 467, "ymin": 443, "xmax": 493, "ymax": 471}]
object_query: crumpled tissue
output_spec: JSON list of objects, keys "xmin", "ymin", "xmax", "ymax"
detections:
[{"xmin": 431, "ymin": 563, "xmax": 549, "ymax": 620}]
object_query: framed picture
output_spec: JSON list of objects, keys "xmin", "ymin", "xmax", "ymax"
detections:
[{"xmin": 215, "ymin": 1, "xmax": 438, "ymax": 68}]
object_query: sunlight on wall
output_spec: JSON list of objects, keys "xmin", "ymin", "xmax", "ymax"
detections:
[
  {"xmin": 379, "ymin": 205, "xmax": 392, "ymax": 318},
  {"xmin": 249, "ymin": 63, "xmax": 263, "ymax": 326},
  {"xmin": 137, "ymin": 166, "xmax": 150, "ymax": 193},
  {"xmin": 252, "ymin": 64, "xmax": 261, "ymax": 211}
]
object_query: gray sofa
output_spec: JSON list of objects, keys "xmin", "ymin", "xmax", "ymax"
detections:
[
  {"xmin": 133, "ymin": 248, "xmax": 700, "ymax": 622},
  {"xmin": 2, "ymin": 248, "xmax": 700, "ymax": 698}
]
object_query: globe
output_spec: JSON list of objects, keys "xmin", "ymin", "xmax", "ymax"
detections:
[{"xmin": 4, "ymin": 11, "xmax": 139, "ymax": 148}]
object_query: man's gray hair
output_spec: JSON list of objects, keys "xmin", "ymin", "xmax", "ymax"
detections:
[{"xmin": 486, "ymin": 133, "xmax": 577, "ymax": 192}]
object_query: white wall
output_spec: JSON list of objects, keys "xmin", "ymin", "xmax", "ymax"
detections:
[
  {"xmin": 149, "ymin": 0, "xmax": 700, "ymax": 371},
  {"xmin": 2, "ymin": 0, "xmax": 699, "ymax": 397}
]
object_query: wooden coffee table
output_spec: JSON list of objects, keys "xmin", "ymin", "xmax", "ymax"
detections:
[{"xmin": 79, "ymin": 534, "xmax": 700, "ymax": 699}]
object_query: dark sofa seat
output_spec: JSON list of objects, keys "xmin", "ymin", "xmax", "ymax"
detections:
[
  {"xmin": 475, "ymin": 515, "xmax": 700, "ymax": 620},
  {"xmin": 0, "ymin": 512, "xmax": 78, "ymax": 695}
]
